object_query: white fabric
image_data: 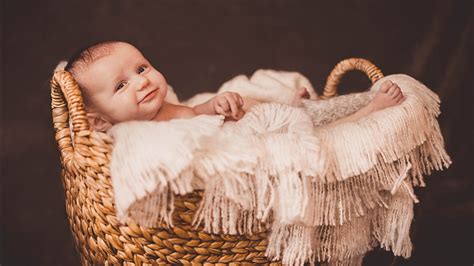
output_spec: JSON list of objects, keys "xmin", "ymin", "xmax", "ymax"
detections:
[
  {"xmin": 184, "ymin": 69, "xmax": 318, "ymax": 107},
  {"xmin": 108, "ymin": 71, "xmax": 451, "ymax": 265}
]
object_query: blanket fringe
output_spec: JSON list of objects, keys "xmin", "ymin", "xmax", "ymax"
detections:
[
  {"xmin": 372, "ymin": 192, "xmax": 414, "ymax": 258},
  {"xmin": 109, "ymin": 116, "xmax": 224, "ymax": 225},
  {"xmin": 109, "ymin": 74, "xmax": 451, "ymax": 266},
  {"xmin": 192, "ymin": 173, "xmax": 265, "ymax": 234},
  {"xmin": 308, "ymin": 75, "xmax": 451, "ymax": 183},
  {"xmin": 266, "ymin": 192, "xmax": 414, "ymax": 264}
]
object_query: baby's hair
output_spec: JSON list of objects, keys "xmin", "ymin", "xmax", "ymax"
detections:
[
  {"xmin": 65, "ymin": 40, "xmax": 120, "ymax": 74},
  {"xmin": 65, "ymin": 40, "xmax": 122, "ymax": 107}
]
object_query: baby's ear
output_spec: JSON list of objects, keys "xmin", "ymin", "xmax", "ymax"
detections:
[{"xmin": 86, "ymin": 112, "xmax": 112, "ymax": 132}]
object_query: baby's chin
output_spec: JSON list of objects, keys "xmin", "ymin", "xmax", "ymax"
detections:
[{"xmin": 143, "ymin": 105, "xmax": 163, "ymax": 121}]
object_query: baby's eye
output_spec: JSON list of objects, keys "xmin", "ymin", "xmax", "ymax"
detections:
[
  {"xmin": 138, "ymin": 65, "xmax": 147, "ymax": 74},
  {"xmin": 116, "ymin": 81, "xmax": 126, "ymax": 91}
]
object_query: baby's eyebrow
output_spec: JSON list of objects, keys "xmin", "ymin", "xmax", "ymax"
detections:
[
  {"xmin": 105, "ymin": 71, "xmax": 123, "ymax": 89},
  {"xmin": 109, "ymin": 65, "xmax": 126, "ymax": 83}
]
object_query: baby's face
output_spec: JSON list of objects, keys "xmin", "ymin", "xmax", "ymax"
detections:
[{"xmin": 76, "ymin": 43, "xmax": 168, "ymax": 125}]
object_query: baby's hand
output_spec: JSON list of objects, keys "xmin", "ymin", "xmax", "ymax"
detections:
[{"xmin": 211, "ymin": 92, "xmax": 245, "ymax": 120}]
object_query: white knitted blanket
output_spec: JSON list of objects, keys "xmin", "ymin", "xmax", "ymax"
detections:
[{"xmin": 108, "ymin": 70, "xmax": 450, "ymax": 265}]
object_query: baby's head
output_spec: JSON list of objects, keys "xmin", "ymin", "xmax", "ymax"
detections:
[{"xmin": 65, "ymin": 41, "xmax": 168, "ymax": 131}]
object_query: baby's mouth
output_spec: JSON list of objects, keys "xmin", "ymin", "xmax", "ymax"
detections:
[{"xmin": 140, "ymin": 89, "xmax": 158, "ymax": 103}]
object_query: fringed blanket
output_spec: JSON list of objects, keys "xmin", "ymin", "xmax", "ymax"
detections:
[{"xmin": 108, "ymin": 70, "xmax": 451, "ymax": 266}]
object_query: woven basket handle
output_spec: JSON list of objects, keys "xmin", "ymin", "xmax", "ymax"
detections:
[
  {"xmin": 51, "ymin": 70, "xmax": 90, "ymax": 168},
  {"xmin": 321, "ymin": 58, "xmax": 384, "ymax": 99}
]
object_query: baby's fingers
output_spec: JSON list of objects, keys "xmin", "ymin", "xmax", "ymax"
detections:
[
  {"xmin": 217, "ymin": 98, "xmax": 230, "ymax": 113},
  {"xmin": 215, "ymin": 105, "xmax": 229, "ymax": 116},
  {"xmin": 225, "ymin": 95, "xmax": 239, "ymax": 118},
  {"xmin": 234, "ymin": 93, "xmax": 244, "ymax": 107}
]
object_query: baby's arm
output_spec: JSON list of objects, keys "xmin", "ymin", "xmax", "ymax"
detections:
[{"xmin": 193, "ymin": 92, "xmax": 245, "ymax": 120}]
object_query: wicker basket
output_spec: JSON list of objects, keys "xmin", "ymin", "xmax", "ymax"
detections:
[{"xmin": 51, "ymin": 58, "xmax": 383, "ymax": 265}]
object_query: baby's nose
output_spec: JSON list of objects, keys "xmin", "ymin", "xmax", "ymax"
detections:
[{"xmin": 134, "ymin": 75, "xmax": 149, "ymax": 90}]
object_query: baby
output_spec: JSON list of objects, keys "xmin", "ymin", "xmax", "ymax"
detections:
[
  {"xmin": 65, "ymin": 41, "xmax": 404, "ymax": 131},
  {"xmin": 65, "ymin": 41, "xmax": 312, "ymax": 131}
]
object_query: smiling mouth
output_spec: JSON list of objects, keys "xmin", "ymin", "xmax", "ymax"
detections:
[{"xmin": 140, "ymin": 89, "xmax": 158, "ymax": 103}]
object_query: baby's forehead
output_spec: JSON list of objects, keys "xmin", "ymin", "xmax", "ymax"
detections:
[
  {"xmin": 74, "ymin": 58, "xmax": 114, "ymax": 89},
  {"xmin": 76, "ymin": 43, "xmax": 145, "ymax": 78},
  {"xmin": 98, "ymin": 43, "xmax": 144, "ymax": 63},
  {"xmin": 78, "ymin": 45, "xmax": 142, "ymax": 82}
]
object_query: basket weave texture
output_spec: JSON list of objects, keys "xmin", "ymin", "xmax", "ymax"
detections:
[{"xmin": 51, "ymin": 58, "xmax": 383, "ymax": 265}]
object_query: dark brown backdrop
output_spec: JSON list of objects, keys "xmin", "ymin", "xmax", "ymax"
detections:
[{"xmin": 2, "ymin": 0, "xmax": 473, "ymax": 265}]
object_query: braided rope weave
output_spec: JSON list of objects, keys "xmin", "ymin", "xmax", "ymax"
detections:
[
  {"xmin": 321, "ymin": 58, "xmax": 383, "ymax": 99},
  {"xmin": 51, "ymin": 58, "xmax": 382, "ymax": 265}
]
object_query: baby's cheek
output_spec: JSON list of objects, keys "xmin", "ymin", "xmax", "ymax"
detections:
[{"xmin": 152, "ymin": 70, "xmax": 166, "ymax": 83}]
